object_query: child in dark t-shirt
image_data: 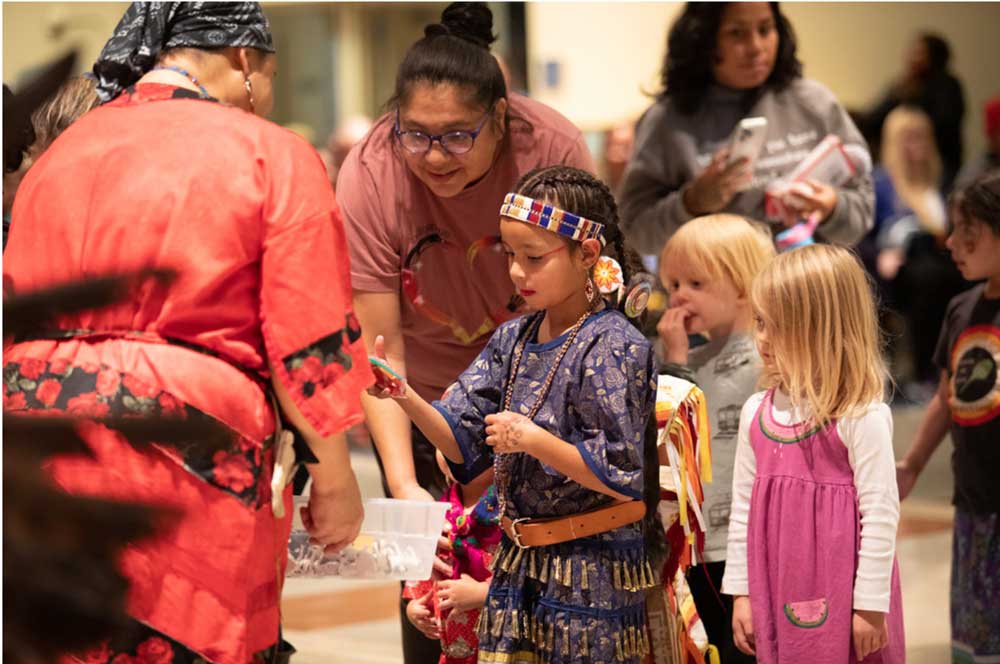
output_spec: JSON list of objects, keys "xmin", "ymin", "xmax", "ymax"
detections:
[{"xmin": 896, "ymin": 172, "xmax": 1000, "ymax": 663}]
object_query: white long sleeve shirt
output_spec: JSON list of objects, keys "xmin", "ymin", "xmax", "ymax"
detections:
[{"xmin": 720, "ymin": 390, "xmax": 900, "ymax": 612}]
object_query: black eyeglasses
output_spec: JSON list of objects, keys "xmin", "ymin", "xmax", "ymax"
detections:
[{"xmin": 394, "ymin": 106, "xmax": 494, "ymax": 156}]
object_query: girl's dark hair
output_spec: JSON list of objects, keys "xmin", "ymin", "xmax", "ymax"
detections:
[
  {"xmin": 513, "ymin": 166, "xmax": 646, "ymax": 304},
  {"xmin": 951, "ymin": 171, "xmax": 1000, "ymax": 236},
  {"xmin": 388, "ymin": 2, "xmax": 507, "ymax": 112},
  {"xmin": 659, "ymin": 2, "xmax": 802, "ymax": 115},
  {"xmin": 511, "ymin": 165, "xmax": 665, "ymax": 561}
]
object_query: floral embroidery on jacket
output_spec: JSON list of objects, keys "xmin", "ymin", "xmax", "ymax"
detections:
[
  {"xmin": 73, "ymin": 619, "xmax": 282, "ymax": 664},
  {"xmin": 282, "ymin": 312, "xmax": 363, "ymax": 399},
  {"xmin": 3, "ymin": 360, "xmax": 269, "ymax": 507}
]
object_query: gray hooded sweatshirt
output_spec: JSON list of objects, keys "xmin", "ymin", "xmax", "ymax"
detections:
[{"xmin": 619, "ymin": 78, "xmax": 874, "ymax": 253}]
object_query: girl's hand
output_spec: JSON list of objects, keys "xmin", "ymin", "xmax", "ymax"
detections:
[
  {"xmin": 683, "ymin": 147, "xmax": 751, "ymax": 215},
  {"xmin": 367, "ymin": 335, "xmax": 407, "ymax": 400},
  {"xmin": 433, "ymin": 526, "xmax": 454, "ymax": 578},
  {"xmin": 853, "ymin": 609, "xmax": 889, "ymax": 660},
  {"xmin": 405, "ymin": 590, "xmax": 440, "ymax": 640},
  {"xmin": 485, "ymin": 411, "xmax": 538, "ymax": 454},
  {"xmin": 732, "ymin": 596, "xmax": 756, "ymax": 656},
  {"xmin": 437, "ymin": 574, "xmax": 489, "ymax": 612},
  {"xmin": 779, "ymin": 179, "xmax": 838, "ymax": 227},
  {"xmin": 394, "ymin": 482, "xmax": 434, "ymax": 503},
  {"xmin": 657, "ymin": 307, "xmax": 692, "ymax": 365}
]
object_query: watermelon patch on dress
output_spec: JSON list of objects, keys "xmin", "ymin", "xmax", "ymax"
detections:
[{"xmin": 783, "ymin": 598, "xmax": 829, "ymax": 628}]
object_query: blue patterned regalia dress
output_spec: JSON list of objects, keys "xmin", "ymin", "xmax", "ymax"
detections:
[{"xmin": 432, "ymin": 309, "xmax": 658, "ymax": 664}]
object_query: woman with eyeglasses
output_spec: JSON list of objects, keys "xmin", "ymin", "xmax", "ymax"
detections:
[{"xmin": 336, "ymin": 2, "xmax": 593, "ymax": 660}]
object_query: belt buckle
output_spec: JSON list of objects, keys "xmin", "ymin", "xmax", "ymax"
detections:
[{"xmin": 508, "ymin": 517, "xmax": 531, "ymax": 549}]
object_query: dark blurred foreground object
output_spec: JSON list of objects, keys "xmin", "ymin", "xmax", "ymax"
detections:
[
  {"xmin": 3, "ymin": 270, "xmax": 233, "ymax": 664},
  {"xmin": 3, "ymin": 267, "xmax": 175, "ymax": 339},
  {"xmin": 3, "ymin": 50, "xmax": 77, "ymax": 174}
]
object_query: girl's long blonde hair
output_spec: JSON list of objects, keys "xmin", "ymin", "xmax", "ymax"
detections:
[
  {"xmin": 751, "ymin": 244, "xmax": 887, "ymax": 427},
  {"xmin": 881, "ymin": 106, "xmax": 946, "ymax": 236}
]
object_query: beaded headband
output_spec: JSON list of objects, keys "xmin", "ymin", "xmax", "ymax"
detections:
[{"xmin": 499, "ymin": 193, "xmax": 606, "ymax": 246}]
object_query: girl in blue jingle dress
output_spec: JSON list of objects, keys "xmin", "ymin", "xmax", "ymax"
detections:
[{"xmin": 369, "ymin": 165, "xmax": 664, "ymax": 663}]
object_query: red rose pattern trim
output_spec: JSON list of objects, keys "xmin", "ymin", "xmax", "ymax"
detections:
[
  {"xmin": 135, "ymin": 637, "xmax": 174, "ymax": 664},
  {"xmin": 3, "ymin": 390, "xmax": 27, "ymax": 411},
  {"xmin": 70, "ymin": 618, "xmax": 283, "ymax": 664},
  {"xmin": 18, "ymin": 357, "xmax": 46, "ymax": 380},
  {"xmin": 212, "ymin": 449, "xmax": 256, "ymax": 494},
  {"xmin": 3, "ymin": 359, "xmax": 264, "ymax": 507},
  {"xmin": 96, "ymin": 368, "xmax": 122, "ymax": 397},
  {"xmin": 36, "ymin": 378, "xmax": 62, "ymax": 406},
  {"xmin": 281, "ymin": 312, "xmax": 363, "ymax": 400}
]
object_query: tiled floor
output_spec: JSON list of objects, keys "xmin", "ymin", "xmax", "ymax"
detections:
[{"xmin": 282, "ymin": 404, "xmax": 955, "ymax": 663}]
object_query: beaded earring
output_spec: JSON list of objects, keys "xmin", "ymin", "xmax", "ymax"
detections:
[
  {"xmin": 584, "ymin": 278, "xmax": 597, "ymax": 305},
  {"xmin": 243, "ymin": 76, "xmax": 255, "ymax": 113}
]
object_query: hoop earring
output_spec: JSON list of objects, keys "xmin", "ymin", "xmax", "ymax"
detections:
[{"xmin": 244, "ymin": 76, "xmax": 255, "ymax": 113}]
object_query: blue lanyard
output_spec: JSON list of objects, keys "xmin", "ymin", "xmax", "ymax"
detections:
[{"xmin": 150, "ymin": 65, "xmax": 210, "ymax": 98}]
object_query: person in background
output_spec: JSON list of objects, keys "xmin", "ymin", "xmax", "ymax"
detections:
[
  {"xmin": 322, "ymin": 115, "xmax": 373, "ymax": 190},
  {"xmin": 404, "ymin": 453, "xmax": 499, "ymax": 664},
  {"xmin": 867, "ymin": 106, "xmax": 967, "ymax": 398},
  {"xmin": 864, "ymin": 32, "xmax": 966, "ymax": 191},
  {"xmin": 602, "ymin": 121, "xmax": 636, "ymax": 194},
  {"xmin": 954, "ymin": 95, "xmax": 1000, "ymax": 190},
  {"xmin": 619, "ymin": 1, "xmax": 873, "ymax": 256},
  {"xmin": 3, "ymin": 76, "xmax": 99, "ymax": 251},
  {"xmin": 28, "ymin": 75, "xmax": 99, "ymax": 158}
]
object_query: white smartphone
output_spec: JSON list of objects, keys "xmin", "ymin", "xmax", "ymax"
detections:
[{"xmin": 727, "ymin": 116, "xmax": 769, "ymax": 170}]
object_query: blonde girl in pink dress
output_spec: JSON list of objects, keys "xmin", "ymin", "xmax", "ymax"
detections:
[{"xmin": 722, "ymin": 245, "xmax": 905, "ymax": 663}]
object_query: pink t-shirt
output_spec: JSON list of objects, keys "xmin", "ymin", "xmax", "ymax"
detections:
[{"xmin": 338, "ymin": 93, "xmax": 595, "ymax": 400}]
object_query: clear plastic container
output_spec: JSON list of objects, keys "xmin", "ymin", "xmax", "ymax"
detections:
[{"xmin": 286, "ymin": 496, "xmax": 449, "ymax": 581}]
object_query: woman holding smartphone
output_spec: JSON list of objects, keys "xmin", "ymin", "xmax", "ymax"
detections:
[{"xmin": 619, "ymin": 2, "xmax": 874, "ymax": 254}]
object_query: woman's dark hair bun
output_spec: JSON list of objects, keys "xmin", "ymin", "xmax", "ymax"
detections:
[{"xmin": 428, "ymin": 2, "xmax": 496, "ymax": 50}]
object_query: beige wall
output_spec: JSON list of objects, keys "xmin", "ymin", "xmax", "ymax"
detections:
[
  {"xmin": 2, "ymin": 2, "xmax": 127, "ymax": 84},
  {"xmin": 5, "ymin": 3, "xmax": 998, "ymax": 157},
  {"xmin": 526, "ymin": 2, "xmax": 1000, "ymax": 158}
]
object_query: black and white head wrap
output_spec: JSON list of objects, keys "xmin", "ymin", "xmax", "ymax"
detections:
[{"xmin": 92, "ymin": 2, "xmax": 275, "ymax": 104}]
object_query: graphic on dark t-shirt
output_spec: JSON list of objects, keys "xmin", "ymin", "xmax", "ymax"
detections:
[
  {"xmin": 949, "ymin": 324, "xmax": 1000, "ymax": 426},
  {"xmin": 934, "ymin": 285, "xmax": 1000, "ymax": 513}
]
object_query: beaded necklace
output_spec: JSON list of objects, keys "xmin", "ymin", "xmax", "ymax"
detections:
[
  {"xmin": 495, "ymin": 300, "xmax": 600, "ymax": 519},
  {"xmin": 150, "ymin": 65, "xmax": 211, "ymax": 99}
]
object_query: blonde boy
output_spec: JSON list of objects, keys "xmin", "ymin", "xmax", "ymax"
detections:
[{"xmin": 657, "ymin": 214, "xmax": 775, "ymax": 663}]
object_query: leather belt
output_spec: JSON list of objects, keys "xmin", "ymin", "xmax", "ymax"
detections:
[{"xmin": 501, "ymin": 500, "xmax": 646, "ymax": 548}]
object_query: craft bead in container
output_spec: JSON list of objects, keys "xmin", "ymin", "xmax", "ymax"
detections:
[{"xmin": 286, "ymin": 496, "xmax": 450, "ymax": 581}]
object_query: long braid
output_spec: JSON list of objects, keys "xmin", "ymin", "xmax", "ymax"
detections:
[{"xmin": 511, "ymin": 165, "xmax": 665, "ymax": 563}]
